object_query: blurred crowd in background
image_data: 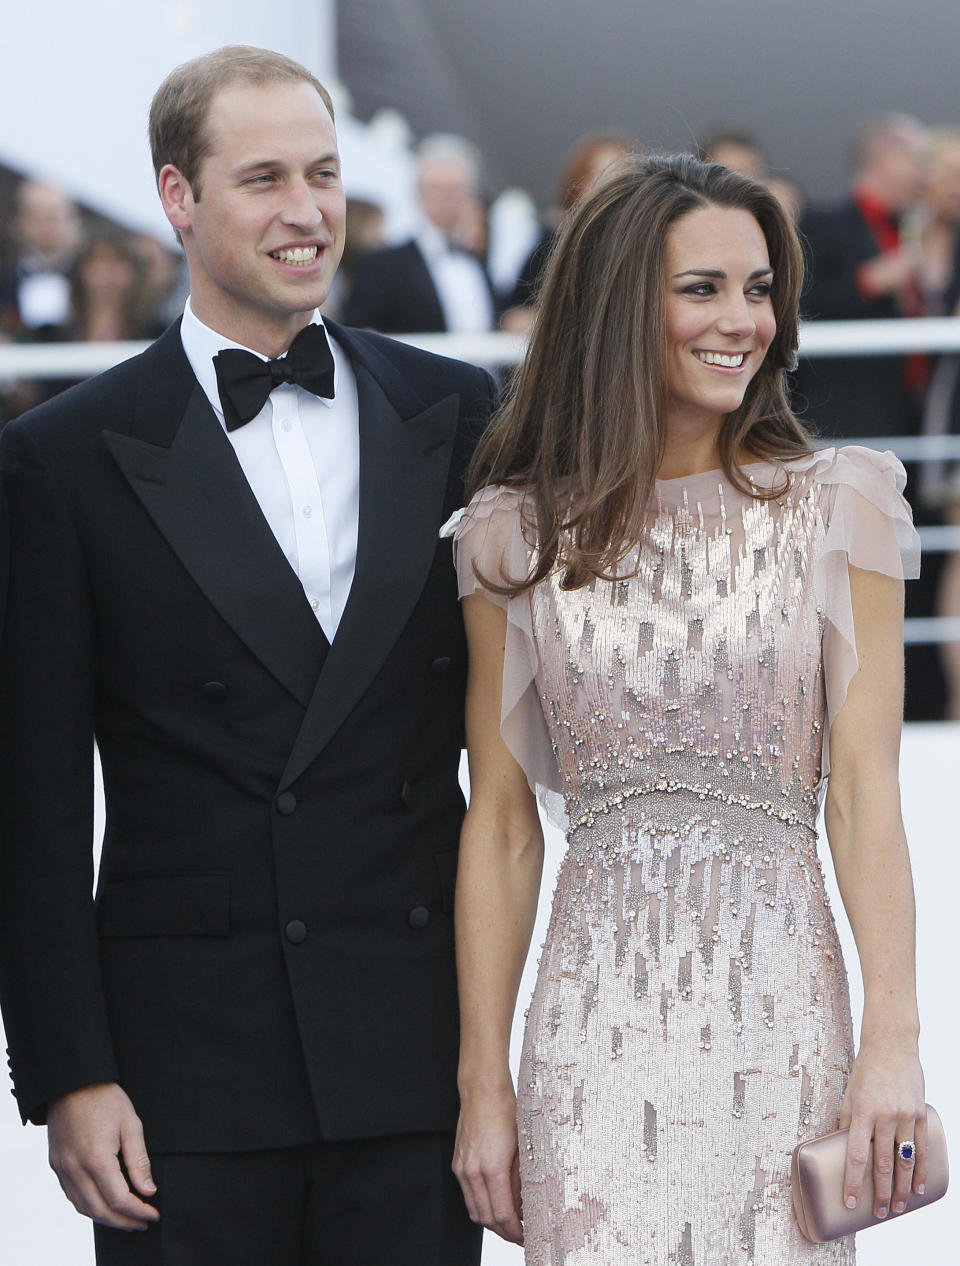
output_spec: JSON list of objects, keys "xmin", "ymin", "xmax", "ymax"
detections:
[{"xmin": 2, "ymin": 111, "xmax": 960, "ymax": 719}]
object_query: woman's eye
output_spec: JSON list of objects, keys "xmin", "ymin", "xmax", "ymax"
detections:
[
  {"xmin": 749, "ymin": 283, "xmax": 773, "ymax": 298},
  {"xmin": 683, "ymin": 283, "xmax": 716, "ymax": 296}
]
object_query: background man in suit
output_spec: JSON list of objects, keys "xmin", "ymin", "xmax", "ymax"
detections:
[
  {"xmin": 0, "ymin": 45, "xmax": 494, "ymax": 1266},
  {"xmin": 795, "ymin": 112, "xmax": 930, "ymax": 439},
  {"xmin": 795, "ymin": 113, "xmax": 946, "ymax": 721},
  {"xmin": 343, "ymin": 134, "xmax": 497, "ymax": 335},
  {"xmin": 0, "ymin": 178, "xmax": 83, "ymax": 335}
]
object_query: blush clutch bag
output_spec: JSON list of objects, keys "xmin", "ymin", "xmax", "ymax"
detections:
[{"xmin": 791, "ymin": 1103, "xmax": 949, "ymax": 1243}]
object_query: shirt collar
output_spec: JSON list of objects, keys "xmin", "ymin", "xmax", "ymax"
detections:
[
  {"xmin": 416, "ymin": 218, "xmax": 452, "ymax": 267},
  {"xmin": 180, "ymin": 298, "xmax": 340, "ymax": 419}
]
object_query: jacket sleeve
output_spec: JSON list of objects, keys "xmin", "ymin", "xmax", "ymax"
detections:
[
  {"xmin": 0, "ymin": 420, "xmax": 119, "ymax": 1124},
  {"xmin": 800, "ymin": 209, "xmax": 883, "ymax": 321}
]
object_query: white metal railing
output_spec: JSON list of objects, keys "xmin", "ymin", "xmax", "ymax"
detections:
[
  {"xmin": 796, "ymin": 316, "xmax": 960, "ymax": 357},
  {"xmin": 0, "ymin": 339, "xmax": 152, "ymax": 378},
  {"xmin": 904, "ymin": 617, "xmax": 960, "ymax": 645},
  {"xmin": 400, "ymin": 316, "xmax": 960, "ymax": 362},
  {"xmin": 5, "ymin": 315, "xmax": 960, "ymax": 379},
  {"xmin": 4, "ymin": 317, "xmax": 960, "ymax": 647}
]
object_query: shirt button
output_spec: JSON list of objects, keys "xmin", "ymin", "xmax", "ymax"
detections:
[
  {"xmin": 310, "ymin": 597, "xmax": 320, "ymax": 612},
  {"xmin": 280, "ymin": 419, "xmax": 292, "ymax": 432},
  {"xmin": 302, "ymin": 506, "xmax": 313, "ymax": 519}
]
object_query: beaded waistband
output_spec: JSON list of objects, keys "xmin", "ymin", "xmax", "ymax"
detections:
[{"xmin": 565, "ymin": 779, "xmax": 819, "ymax": 839}]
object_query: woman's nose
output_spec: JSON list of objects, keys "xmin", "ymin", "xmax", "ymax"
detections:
[{"xmin": 716, "ymin": 294, "xmax": 757, "ymax": 337}]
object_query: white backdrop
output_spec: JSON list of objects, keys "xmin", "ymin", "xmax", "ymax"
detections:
[
  {"xmin": 0, "ymin": 0, "xmax": 423, "ymax": 259},
  {"xmin": 0, "ymin": 725, "xmax": 956, "ymax": 1263},
  {"xmin": 0, "ymin": 0, "xmax": 337, "ymax": 239}
]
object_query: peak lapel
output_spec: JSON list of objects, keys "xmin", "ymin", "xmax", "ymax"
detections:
[
  {"xmin": 104, "ymin": 354, "xmax": 326, "ymax": 708},
  {"xmin": 279, "ymin": 352, "xmax": 459, "ymax": 788}
]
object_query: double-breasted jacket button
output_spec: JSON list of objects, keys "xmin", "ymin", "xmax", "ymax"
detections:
[
  {"xmin": 201, "ymin": 681, "xmax": 228, "ymax": 702},
  {"xmin": 429, "ymin": 656, "xmax": 451, "ymax": 675},
  {"xmin": 284, "ymin": 920, "xmax": 307, "ymax": 944},
  {"xmin": 408, "ymin": 906, "xmax": 430, "ymax": 930},
  {"xmin": 276, "ymin": 792, "xmax": 297, "ymax": 815},
  {"xmin": 400, "ymin": 781, "xmax": 413, "ymax": 807}
]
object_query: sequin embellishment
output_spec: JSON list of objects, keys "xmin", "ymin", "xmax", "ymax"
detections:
[{"xmin": 515, "ymin": 472, "xmax": 856, "ymax": 1265}]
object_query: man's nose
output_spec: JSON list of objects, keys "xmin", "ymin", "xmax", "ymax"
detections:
[{"xmin": 281, "ymin": 179, "xmax": 324, "ymax": 228}]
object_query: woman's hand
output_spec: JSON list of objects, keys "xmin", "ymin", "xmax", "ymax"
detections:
[
  {"xmin": 839, "ymin": 1035, "xmax": 926, "ymax": 1219},
  {"xmin": 452, "ymin": 1082, "xmax": 524, "ymax": 1245}
]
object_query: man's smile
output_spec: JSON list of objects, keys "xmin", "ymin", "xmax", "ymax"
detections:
[{"xmin": 270, "ymin": 244, "xmax": 320, "ymax": 265}]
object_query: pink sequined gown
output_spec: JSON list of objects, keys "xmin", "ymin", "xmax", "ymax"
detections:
[{"xmin": 455, "ymin": 447, "xmax": 919, "ymax": 1265}]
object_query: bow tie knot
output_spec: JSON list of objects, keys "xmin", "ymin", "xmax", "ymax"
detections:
[{"xmin": 213, "ymin": 321, "xmax": 336, "ymax": 432}]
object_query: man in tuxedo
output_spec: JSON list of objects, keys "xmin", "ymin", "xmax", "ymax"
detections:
[
  {"xmin": 343, "ymin": 135, "xmax": 497, "ymax": 335},
  {"xmin": 795, "ymin": 112, "xmax": 929, "ymax": 439},
  {"xmin": 0, "ymin": 178, "xmax": 83, "ymax": 335},
  {"xmin": 0, "ymin": 45, "xmax": 494, "ymax": 1265}
]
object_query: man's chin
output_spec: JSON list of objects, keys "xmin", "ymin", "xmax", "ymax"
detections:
[{"xmin": 260, "ymin": 285, "xmax": 332, "ymax": 325}]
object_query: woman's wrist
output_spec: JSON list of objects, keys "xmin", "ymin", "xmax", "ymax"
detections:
[
  {"xmin": 857, "ymin": 1021, "xmax": 920, "ymax": 1054},
  {"xmin": 457, "ymin": 1064, "xmax": 515, "ymax": 1100}
]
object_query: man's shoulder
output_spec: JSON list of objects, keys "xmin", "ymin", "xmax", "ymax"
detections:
[
  {"xmin": 349, "ymin": 239, "xmax": 427, "ymax": 287},
  {"xmin": 329, "ymin": 321, "xmax": 493, "ymax": 402},
  {"xmin": 3, "ymin": 323, "xmax": 185, "ymax": 452}
]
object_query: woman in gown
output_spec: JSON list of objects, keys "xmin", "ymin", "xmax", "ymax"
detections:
[{"xmin": 451, "ymin": 155, "xmax": 927, "ymax": 1264}]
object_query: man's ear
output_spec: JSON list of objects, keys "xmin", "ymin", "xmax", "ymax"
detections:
[{"xmin": 158, "ymin": 164, "xmax": 194, "ymax": 235}]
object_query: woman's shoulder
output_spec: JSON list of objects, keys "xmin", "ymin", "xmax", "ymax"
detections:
[
  {"xmin": 781, "ymin": 444, "xmax": 919, "ymax": 578},
  {"xmin": 453, "ymin": 483, "xmax": 540, "ymax": 595},
  {"xmin": 779, "ymin": 444, "xmax": 908, "ymax": 497},
  {"xmin": 455, "ymin": 482, "xmax": 542, "ymax": 539},
  {"xmin": 463, "ymin": 482, "xmax": 531, "ymax": 515}
]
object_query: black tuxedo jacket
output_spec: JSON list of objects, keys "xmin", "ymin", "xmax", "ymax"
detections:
[
  {"xmin": 794, "ymin": 199, "xmax": 918, "ymax": 439},
  {"xmin": 0, "ymin": 320, "xmax": 495, "ymax": 1153},
  {"xmin": 342, "ymin": 239, "xmax": 496, "ymax": 335}
]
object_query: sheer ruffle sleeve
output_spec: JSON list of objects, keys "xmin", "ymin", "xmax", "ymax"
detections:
[
  {"xmin": 793, "ymin": 445, "xmax": 921, "ymax": 779},
  {"xmin": 454, "ymin": 485, "xmax": 566, "ymax": 826}
]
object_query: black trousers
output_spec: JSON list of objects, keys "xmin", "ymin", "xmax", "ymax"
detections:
[{"xmin": 93, "ymin": 1131, "xmax": 481, "ymax": 1266}]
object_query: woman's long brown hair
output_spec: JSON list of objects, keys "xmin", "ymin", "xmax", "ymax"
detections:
[{"xmin": 469, "ymin": 153, "xmax": 812, "ymax": 594}]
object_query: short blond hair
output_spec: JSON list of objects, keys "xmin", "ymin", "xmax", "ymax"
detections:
[{"xmin": 149, "ymin": 45, "xmax": 335, "ymax": 197}]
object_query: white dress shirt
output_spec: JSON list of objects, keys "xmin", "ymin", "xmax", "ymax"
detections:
[
  {"xmin": 180, "ymin": 299, "xmax": 360, "ymax": 641},
  {"xmin": 416, "ymin": 220, "xmax": 495, "ymax": 334}
]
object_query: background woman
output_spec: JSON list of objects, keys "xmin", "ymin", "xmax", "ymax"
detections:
[
  {"xmin": 452, "ymin": 155, "xmax": 926, "ymax": 1263},
  {"xmin": 916, "ymin": 129, "xmax": 960, "ymax": 718},
  {"xmin": 500, "ymin": 130, "xmax": 639, "ymax": 333}
]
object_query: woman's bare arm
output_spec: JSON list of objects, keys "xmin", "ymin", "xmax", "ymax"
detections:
[
  {"xmin": 452, "ymin": 591, "xmax": 544, "ymax": 1245},
  {"xmin": 824, "ymin": 563, "xmax": 926, "ymax": 1220}
]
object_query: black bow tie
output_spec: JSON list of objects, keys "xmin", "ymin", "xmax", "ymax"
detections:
[{"xmin": 212, "ymin": 322, "xmax": 336, "ymax": 432}]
